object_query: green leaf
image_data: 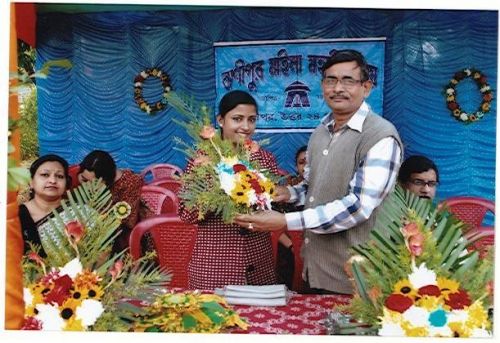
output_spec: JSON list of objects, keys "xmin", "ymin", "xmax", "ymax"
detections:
[{"xmin": 182, "ymin": 314, "xmax": 198, "ymax": 329}]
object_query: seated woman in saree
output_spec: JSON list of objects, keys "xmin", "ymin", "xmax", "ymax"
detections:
[
  {"xmin": 179, "ymin": 90, "xmax": 278, "ymax": 290},
  {"xmin": 18, "ymin": 154, "xmax": 71, "ymax": 257}
]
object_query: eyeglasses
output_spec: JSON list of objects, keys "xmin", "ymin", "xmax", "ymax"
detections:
[
  {"xmin": 322, "ymin": 77, "xmax": 364, "ymax": 88},
  {"xmin": 409, "ymin": 179, "xmax": 438, "ymax": 188}
]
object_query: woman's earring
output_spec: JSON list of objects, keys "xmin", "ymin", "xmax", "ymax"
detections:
[{"xmin": 29, "ymin": 187, "xmax": 35, "ymax": 199}]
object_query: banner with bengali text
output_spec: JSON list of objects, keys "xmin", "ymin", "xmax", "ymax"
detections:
[{"xmin": 214, "ymin": 38, "xmax": 386, "ymax": 131}]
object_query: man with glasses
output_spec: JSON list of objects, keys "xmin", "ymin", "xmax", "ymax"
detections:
[
  {"xmin": 236, "ymin": 49, "xmax": 403, "ymax": 295},
  {"xmin": 398, "ymin": 155, "xmax": 439, "ymax": 200}
]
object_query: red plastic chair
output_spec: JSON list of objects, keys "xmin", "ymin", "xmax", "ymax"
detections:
[
  {"xmin": 140, "ymin": 185, "xmax": 179, "ymax": 219},
  {"xmin": 440, "ymin": 196, "xmax": 495, "ymax": 232},
  {"xmin": 140, "ymin": 163, "xmax": 183, "ymax": 184},
  {"xmin": 465, "ymin": 226, "xmax": 495, "ymax": 258},
  {"xmin": 129, "ymin": 214, "xmax": 197, "ymax": 288},
  {"xmin": 148, "ymin": 178, "xmax": 182, "ymax": 195},
  {"xmin": 271, "ymin": 230, "xmax": 304, "ymax": 292}
]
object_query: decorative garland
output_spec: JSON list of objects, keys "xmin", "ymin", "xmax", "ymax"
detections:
[
  {"xmin": 445, "ymin": 68, "xmax": 493, "ymax": 123},
  {"xmin": 134, "ymin": 68, "xmax": 172, "ymax": 115}
]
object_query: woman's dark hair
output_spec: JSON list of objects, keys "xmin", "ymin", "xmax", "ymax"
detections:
[
  {"xmin": 295, "ymin": 145, "xmax": 307, "ymax": 163},
  {"xmin": 78, "ymin": 150, "xmax": 117, "ymax": 187},
  {"xmin": 398, "ymin": 155, "xmax": 440, "ymax": 184},
  {"xmin": 218, "ymin": 90, "xmax": 258, "ymax": 118},
  {"xmin": 29, "ymin": 154, "xmax": 71, "ymax": 197},
  {"xmin": 321, "ymin": 49, "xmax": 370, "ymax": 82}
]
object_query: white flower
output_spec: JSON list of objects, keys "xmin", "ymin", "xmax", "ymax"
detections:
[
  {"xmin": 446, "ymin": 88, "xmax": 455, "ymax": 95},
  {"xmin": 140, "ymin": 71, "xmax": 148, "ymax": 78},
  {"xmin": 447, "ymin": 309, "xmax": 468, "ymax": 324},
  {"xmin": 23, "ymin": 287, "xmax": 34, "ymax": 308},
  {"xmin": 157, "ymin": 70, "xmax": 162, "ymax": 77},
  {"xmin": 59, "ymin": 258, "xmax": 82, "ymax": 279},
  {"xmin": 134, "ymin": 82, "xmax": 142, "ymax": 87},
  {"xmin": 428, "ymin": 325, "xmax": 452, "ymax": 337},
  {"xmin": 470, "ymin": 328, "xmax": 492, "ymax": 337},
  {"xmin": 409, "ymin": 262, "xmax": 437, "ymax": 288},
  {"xmin": 402, "ymin": 306, "xmax": 429, "ymax": 327},
  {"xmin": 35, "ymin": 304, "xmax": 65, "ymax": 330},
  {"xmin": 459, "ymin": 113, "xmax": 468, "ymax": 121},
  {"xmin": 378, "ymin": 323, "xmax": 405, "ymax": 336},
  {"xmin": 218, "ymin": 170, "xmax": 236, "ymax": 195},
  {"xmin": 76, "ymin": 299, "xmax": 104, "ymax": 327},
  {"xmin": 480, "ymin": 85, "xmax": 490, "ymax": 92},
  {"xmin": 464, "ymin": 69, "xmax": 471, "ymax": 76}
]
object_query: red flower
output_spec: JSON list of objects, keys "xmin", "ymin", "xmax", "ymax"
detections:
[
  {"xmin": 418, "ymin": 285, "xmax": 441, "ymax": 297},
  {"xmin": 65, "ymin": 220, "xmax": 85, "ymax": 244},
  {"xmin": 43, "ymin": 274, "xmax": 73, "ymax": 306},
  {"xmin": 447, "ymin": 102, "xmax": 458, "ymax": 110},
  {"xmin": 483, "ymin": 93, "xmax": 493, "ymax": 101},
  {"xmin": 134, "ymin": 75, "xmax": 145, "ymax": 83},
  {"xmin": 445, "ymin": 289, "xmax": 471, "ymax": 310},
  {"xmin": 385, "ymin": 293, "xmax": 414, "ymax": 313},
  {"xmin": 249, "ymin": 179, "xmax": 264, "ymax": 194},
  {"xmin": 244, "ymin": 139, "xmax": 260, "ymax": 153},
  {"xmin": 479, "ymin": 76, "xmax": 487, "ymax": 84},
  {"xmin": 22, "ymin": 316, "xmax": 43, "ymax": 330},
  {"xmin": 233, "ymin": 164, "xmax": 247, "ymax": 173}
]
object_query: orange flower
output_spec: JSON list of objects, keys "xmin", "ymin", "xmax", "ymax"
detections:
[
  {"xmin": 200, "ymin": 125, "xmax": 216, "ymax": 139},
  {"xmin": 109, "ymin": 260, "xmax": 124, "ymax": 281},
  {"xmin": 65, "ymin": 220, "xmax": 85, "ymax": 244},
  {"xmin": 193, "ymin": 155, "xmax": 210, "ymax": 166},
  {"xmin": 401, "ymin": 222, "xmax": 419, "ymax": 239},
  {"xmin": 408, "ymin": 233, "xmax": 424, "ymax": 256},
  {"xmin": 481, "ymin": 103, "xmax": 490, "ymax": 112},
  {"xmin": 244, "ymin": 139, "xmax": 260, "ymax": 153}
]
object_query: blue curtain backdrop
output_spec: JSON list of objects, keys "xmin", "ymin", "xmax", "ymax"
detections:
[{"xmin": 36, "ymin": 7, "xmax": 497, "ymax": 203}]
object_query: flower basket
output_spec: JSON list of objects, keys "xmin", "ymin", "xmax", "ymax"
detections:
[
  {"xmin": 332, "ymin": 186, "xmax": 494, "ymax": 337},
  {"xmin": 166, "ymin": 92, "xmax": 278, "ymax": 223}
]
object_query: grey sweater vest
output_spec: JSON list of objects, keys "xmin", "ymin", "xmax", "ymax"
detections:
[{"xmin": 302, "ymin": 112, "xmax": 402, "ymax": 294}]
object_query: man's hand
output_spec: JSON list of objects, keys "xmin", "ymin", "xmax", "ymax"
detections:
[
  {"xmin": 272, "ymin": 185, "xmax": 291, "ymax": 202},
  {"xmin": 234, "ymin": 210, "xmax": 287, "ymax": 232}
]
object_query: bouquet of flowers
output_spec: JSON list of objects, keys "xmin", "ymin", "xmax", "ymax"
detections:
[
  {"xmin": 22, "ymin": 179, "xmax": 171, "ymax": 331},
  {"xmin": 119, "ymin": 290, "xmax": 248, "ymax": 333},
  {"xmin": 332, "ymin": 186, "xmax": 494, "ymax": 337},
  {"xmin": 167, "ymin": 92, "xmax": 278, "ymax": 223}
]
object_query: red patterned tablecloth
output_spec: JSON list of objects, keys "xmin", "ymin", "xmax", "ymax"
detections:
[{"xmin": 230, "ymin": 293, "xmax": 351, "ymax": 335}]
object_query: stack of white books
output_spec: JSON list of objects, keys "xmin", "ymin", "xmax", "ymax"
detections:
[{"xmin": 214, "ymin": 284, "xmax": 289, "ymax": 306}]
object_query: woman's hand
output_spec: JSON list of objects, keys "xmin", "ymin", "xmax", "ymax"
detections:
[{"xmin": 273, "ymin": 185, "xmax": 291, "ymax": 202}]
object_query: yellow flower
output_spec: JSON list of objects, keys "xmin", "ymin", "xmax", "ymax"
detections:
[
  {"xmin": 473, "ymin": 72, "xmax": 481, "ymax": 79},
  {"xmin": 448, "ymin": 322, "xmax": 470, "ymax": 337},
  {"xmin": 114, "ymin": 201, "xmax": 131, "ymax": 219},
  {"xmin": 393, "ymin": 279, "xmax": 417, "ymax": 299},
  {"xmin": 231, "ymin": 182, "xmax": 250, "ymax": 206},
  {"xmin": 401, "ymin": 322, "xmax": 428, "ymax": 337},
  {"xmin": 260, "ymin": 179, "xmax": 275, "ymax": 197},
  {"xmin": 453, "ymin": 109, "xmax": 461, "ymax": 116},
  {"xmin": 482, "ymin": 103, "xmax": 490, "ymax": 112},
  {"xmin": 60, "ymin": 297, "xmax": 82, "ymax": 322},
  {"xmin": 416, "ymin": 295, "xmax": 444, "ymax": 311},
  {"xmin": 446, "ymin": 95, "xmax": 455, "ymax": 101},
  {"xmin": 450, "ymin": 79, "xmax": 458, "ymax": 84},
  {"xmin": 64, "ymin": 317, "xmax": 85, "ymax": 331},
  {"xmin": 466, "ymin": 300, "xmax": 490, "ymax": 329},
  {"xmin": 437, "ymin": 277, "xmax": 459, "ymax": 298}
]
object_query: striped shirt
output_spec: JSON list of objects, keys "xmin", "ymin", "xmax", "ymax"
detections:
[{"xmin": 285, "ymin": 104, "xmax": 402, "ymax": 234}]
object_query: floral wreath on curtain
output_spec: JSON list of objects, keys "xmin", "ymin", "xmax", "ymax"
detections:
[
  {"xmin": 445, "ymin": 68, "xmax": 493, "ymax": 123},
  {"xmin": 134, "ymin": 68, "xmax": 172, "ymax": 115}
]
